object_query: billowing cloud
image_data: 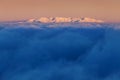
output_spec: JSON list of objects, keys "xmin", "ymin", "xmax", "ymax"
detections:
[{"xmin": 0, "ymin": 22, "xmax": 120, "ymax": 80}]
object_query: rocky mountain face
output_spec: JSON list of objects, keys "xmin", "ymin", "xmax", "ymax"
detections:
[{"xmin": 27, "ymin": 17, "xmax": 104, "ymax": 23}]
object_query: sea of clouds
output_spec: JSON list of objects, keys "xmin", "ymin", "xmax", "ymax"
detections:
[{"xmin": 0, "ymin": 22, "xmax": 120, "ymax": 80}]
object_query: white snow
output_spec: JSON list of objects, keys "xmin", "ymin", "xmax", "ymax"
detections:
[{"xmin": 27, "ymin": 17, "xmax": 104, "ymax": 23}]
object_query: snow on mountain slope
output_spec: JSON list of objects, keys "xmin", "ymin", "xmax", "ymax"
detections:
[{"xmin": 27, "ymin": 17, "xmax": 104, "ymax": 23}]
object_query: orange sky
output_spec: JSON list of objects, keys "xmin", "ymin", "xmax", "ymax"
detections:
[{"xmin": 0, "ymin": 0, "xmax": 120, "ymax": 22}]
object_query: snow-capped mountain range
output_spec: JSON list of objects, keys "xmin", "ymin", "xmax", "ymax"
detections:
[{"xmin": 27, "ymin": 17, "xmax": 104, "ymax": 23}]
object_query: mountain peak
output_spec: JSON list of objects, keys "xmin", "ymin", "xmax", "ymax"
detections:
[{"xmin": 27, "ymin": 17, "xmax": 104, "ymax": 23}]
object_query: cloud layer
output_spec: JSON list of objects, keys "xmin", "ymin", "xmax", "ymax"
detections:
[{"xmin": 0, "ymin": 23, "xmax": 120, "ymax": 80}]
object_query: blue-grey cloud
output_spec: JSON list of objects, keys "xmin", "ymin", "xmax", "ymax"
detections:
[{"xmin": 0, "ymin": 23, "xmax": 120, "ymax": 80}]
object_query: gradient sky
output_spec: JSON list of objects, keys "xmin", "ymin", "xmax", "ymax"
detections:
[{"xmin": 0, "ymin": 0, "xmax": 120, "ymax": 22}]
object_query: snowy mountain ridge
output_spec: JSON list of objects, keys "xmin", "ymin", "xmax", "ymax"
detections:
[{"xmin": 27, "ymin": 17, "xmax": 104, "ymax": 23}]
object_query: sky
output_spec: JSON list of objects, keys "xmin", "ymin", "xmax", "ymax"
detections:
[{"xmin": 0, "ymin": 0, "xmax": 120, "ymax": 22}]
